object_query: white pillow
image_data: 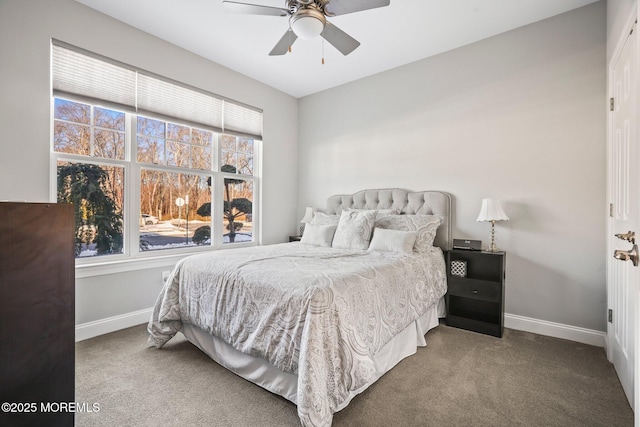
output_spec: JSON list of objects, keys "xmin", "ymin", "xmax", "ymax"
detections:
[
  {"xmin": 368, "ymin": 228, "xmax": 418, "ymax": 253},
  {"xmin": 374, "ymin": 214, "xmax": 442, "ymax": 252},
  {"xmin": 309, "ymin": 212, "xmax": 340, "ymax": 226},
  {"xmin": 332, "ymin": 210, "xmax": 376, "ymax": 250},
  {"xmin": 300, "ymin": 223, "xmax": 337, "ymax": 247}
]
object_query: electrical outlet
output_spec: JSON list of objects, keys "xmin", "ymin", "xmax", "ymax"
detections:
[{"xmin": 161, "ymin": 270, "xmax": 171, "ymax": 284}]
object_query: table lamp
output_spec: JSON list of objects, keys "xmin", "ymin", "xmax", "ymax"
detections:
[{"xmin": 476, "ymin": 198, "xmax": 509, "ymax": 252}]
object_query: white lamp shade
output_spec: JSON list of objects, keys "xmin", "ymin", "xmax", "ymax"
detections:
[
  {"xmin": 300, "ymin": 206, "xmax": 314, "ymax": 224},
  {"xmin": 290, "ymin": 13, "xmax": 325, "ymax": 39},
  {"xmin": 476, "ymin": 198, "xmax": 509, "ymax": 222}
]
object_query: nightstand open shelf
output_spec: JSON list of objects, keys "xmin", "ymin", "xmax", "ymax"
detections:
[{"xmin": 446, "ymin": 250, "xmax": 505, "ymax": 337}]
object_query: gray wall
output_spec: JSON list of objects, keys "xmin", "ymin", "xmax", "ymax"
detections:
[
  {"xmin": 298, "ymin": 2, "xmax": 607, "ymax": 331},
  {"xmin": 0, "ymin": 0, "xmax": 299, "ymax": 325}
]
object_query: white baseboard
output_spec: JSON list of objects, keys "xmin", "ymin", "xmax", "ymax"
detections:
[
  {"xmin": 505, "ymin": 312, "xmax": 605, "ymax": 347},
  {"xmin": 75, "ymin": 308, "xmax": 152, "ymax": 342},
  {"xmin": 75, "ymin": 308, "xmax": 606, "ymax": 348}
]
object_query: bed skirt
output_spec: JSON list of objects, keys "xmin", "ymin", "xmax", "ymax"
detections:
[{"xmin": 181, "ymin": 296, "xmax": 445, "ymax": 412}]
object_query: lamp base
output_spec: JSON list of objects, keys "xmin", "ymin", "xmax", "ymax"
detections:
[{"xmin": 488, "ymin": 220, "xmax": 499, "ymax": 252}]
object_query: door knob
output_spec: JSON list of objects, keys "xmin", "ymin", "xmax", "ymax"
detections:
[
  {"xmin": 615, "ymin": 230, "xmax": 636, "ymax": 244},
  {"xmin": 614, "ymin": 244, "xmax": 640, "ymax": 267}
]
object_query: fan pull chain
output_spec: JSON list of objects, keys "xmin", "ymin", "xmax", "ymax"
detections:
[{"xmin": 322, "ymin": 38, "xmax": 325, "ymax": 65}]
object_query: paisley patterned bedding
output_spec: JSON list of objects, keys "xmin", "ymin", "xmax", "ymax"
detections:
[{"xmin": 148, "ymin": 242, "xmax": 446, "ymax": 427}]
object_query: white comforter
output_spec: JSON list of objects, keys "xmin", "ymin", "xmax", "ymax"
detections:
[{"xmin": 148, "ymin": 242, "xmax": 446, "ymax": 427}]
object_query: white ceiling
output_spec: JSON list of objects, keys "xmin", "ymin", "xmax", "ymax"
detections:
[{"xmin": 76, "ymin": 0, "xmax": 599, "ymax": 98}]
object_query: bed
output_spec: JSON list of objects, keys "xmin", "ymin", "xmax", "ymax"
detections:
[{"xmin": 148, "ymin": 188, "xmax": 451, "ymax": 427}]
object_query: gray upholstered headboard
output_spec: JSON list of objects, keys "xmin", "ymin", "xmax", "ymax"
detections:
[{"xmin": 324, "ymin": 189, "xmax": 452, "ymax": 250}]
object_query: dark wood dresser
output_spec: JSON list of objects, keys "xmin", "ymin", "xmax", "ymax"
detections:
[{"xmin": 0, "ymin": 202, "xmax": 75, "ymax": 426}]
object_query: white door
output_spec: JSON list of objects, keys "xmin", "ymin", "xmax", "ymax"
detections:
[{"xmin": 608, "ymin": 21, "xmax": 638, "ymax": 411}]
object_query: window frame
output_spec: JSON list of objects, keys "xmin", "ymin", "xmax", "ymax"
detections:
[{"xmin": 50, "ymin": 95, "xmax": 261, "ymax": 273}]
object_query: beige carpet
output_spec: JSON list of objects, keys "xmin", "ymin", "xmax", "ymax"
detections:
[{"xmin": 75, "ymin": 324, "xmax": 633, "ymax": 427}]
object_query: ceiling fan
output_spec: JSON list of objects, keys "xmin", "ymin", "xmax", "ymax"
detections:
[{"xmin": 222, "ymin": 0, "xmax": 391, "ymax": 56}]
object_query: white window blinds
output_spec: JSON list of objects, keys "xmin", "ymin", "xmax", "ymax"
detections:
[
  {"xmin": 223, "ymin": 100, "xmax": 263, "ymax": 138},
  {"xmin": 52, "ymin": 45, "xmax": 137, "ymax": 108},
  {"xmin": 51, "ymin": 42, "xmax": 262, "ymax": 139},
  {"xmin": 136, "ymin": 74, "xmax": 224, "ymax": 131}
]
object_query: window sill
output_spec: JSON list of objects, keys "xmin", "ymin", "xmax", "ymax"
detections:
[{"xmin": 75, "ymin": 242, "xmax": 257, "ymax": 279}]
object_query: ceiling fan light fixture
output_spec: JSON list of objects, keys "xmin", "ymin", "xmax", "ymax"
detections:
[{"xmin": 290, "ymin": 8, "xmax": 325, "ymax": 40}]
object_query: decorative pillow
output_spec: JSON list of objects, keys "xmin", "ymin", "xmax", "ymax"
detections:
[
  {"xmin": 300, "ymin": 223, "xmax": 337, "ymax": 247},
  {"xmin": 374, "ymin": 214, "xmax": 442, "ymax": 252},
  {"xmin": 332, "ymin": 210, "xmax": 376, "ymax": 250},
  {"xmin": 368, "ymin": 228, "xmax": 417, "ymax": 253},
  {"xmin": 309, "ymin": 212, "xmax": 340, "ymax": 226}
]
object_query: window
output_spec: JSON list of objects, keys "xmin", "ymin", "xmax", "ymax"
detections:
[
  {"xmin": 138, "ymin": 168, "xmax": 211, "ymax": 251},
  {"xmin": 53, "ymin": 99, "xmax": 126, "ymax": 257},
  {"xmin": 51, "ymin": 42, "xmax": 262, "ymax": 261},
  {"xmin": 220, "ymin": 135, "xmax": 255, "ymax": 244},
  {"xmin": 136, "ymin": 115, "xmax": 216, "ymax": 252}
]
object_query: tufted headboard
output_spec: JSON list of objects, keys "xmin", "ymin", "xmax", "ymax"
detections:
[{"xmin": 324, "ymin": 188, "xmax": 452, "ymax": 250}]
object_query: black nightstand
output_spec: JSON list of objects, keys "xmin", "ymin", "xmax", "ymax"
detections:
[
  {"xmin": 446, "ymin": 249, "xmax": 505, "ymax": 338},
  {"xmin": 289, "ymin": 235, "xmax": 302, "ymax": 242}
]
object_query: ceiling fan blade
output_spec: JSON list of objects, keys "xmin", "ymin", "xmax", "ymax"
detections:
[
  {"xmin": 324, "ymin": 0, "xmax": 390, "ymax": 16},
  {"xmin": 321, "ymin": 22, "xmax": 360, "ymax": 55},
  {"xmin": 269, "ymin": 29, "xmax": 298, "ymax": 56},
  {"xmin": 222, "ymin": 1, "xmax": 289, "ymax": 17}
]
